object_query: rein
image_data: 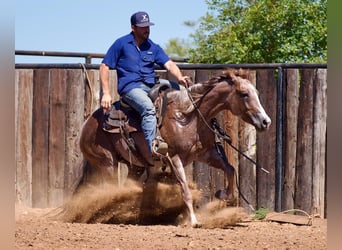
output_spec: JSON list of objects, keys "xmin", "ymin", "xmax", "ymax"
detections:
[{"xmin": 210, "ymin": 118, "xmax": 270, "ymax": 174}]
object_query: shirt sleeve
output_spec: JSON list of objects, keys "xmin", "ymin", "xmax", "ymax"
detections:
[
  {"xmin": 102, "ymin": 40, "xmax": 121, "ymax": 69},
  {"xmin": 154, "ymin": 44, "xmax": 170, "ymax": 67}
]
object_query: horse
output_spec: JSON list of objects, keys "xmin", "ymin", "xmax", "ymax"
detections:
[{"xmin": 79, "ymin": 68, "xmax": 271, "ymax": 227}]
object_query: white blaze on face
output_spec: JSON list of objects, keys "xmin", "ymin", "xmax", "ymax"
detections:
[{"xmin": 251, "ymin": 90, "xmax": 271, "ymax": 130}]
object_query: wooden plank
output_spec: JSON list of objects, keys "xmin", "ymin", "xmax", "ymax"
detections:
[
  {"xmin": 193, "ymin": 161, "xmax": 211, "ymax": 206},
  {"xmin": 109, "ymin": 69, "xmax": 119, "ymax": 102},
  {"xmin": 15, "ymin": 69, "xmax": 33, "ymax": 206},
  {"xmin": 295, "ymin": 69, "xmax": 314, "ymax": 213},
  {"xmin": 266, "ymin": 212, "xmax": 312, "ymax": 225},
  {"xmin": 64, "ymin": 69, "xmax": 86, "ymax": 200},
  {"xmin": 222, "ymin": 110, "xmax": 238, "ymax": 202},
  {"xmin": 84, "ymin": 69, "xmax": 101, "ymax": 118},
  {"xmin": 256, "ymin": 69, "xmax": 277, "ymax": 210},
  {"xmin": 238, "ymin": 70, "xmax": 257, "ymax": 212},
  {"xmin": 88, "ymin": 69, "xmax": 101, "ymax": 113},
  {"xmin": 48, "ymin": 69, "xmax": 67, "ymax": 207},
  {"xmin": 32, "ymin": 69, "xmax": 50, "ymax": 208},
  {"xmin": 312, "ymin": 69, "xmax": 327, "ymax": 217},
  {"xmin": 282, "ymin": 69, "xmax": 299, "ymax": 210}
]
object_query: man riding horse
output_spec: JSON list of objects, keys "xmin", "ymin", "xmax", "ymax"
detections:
[
  {"xmin": 99, "ymin": 11, "xmax": 190, "ymax": 160},
  {"xmin": 80, "ymin": 11, "xmax": 271, "ymax": 228}
]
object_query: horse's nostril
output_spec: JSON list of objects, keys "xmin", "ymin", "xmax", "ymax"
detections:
[{"xmin": 263, "ymin": 119, "xmax": 270, "ymax": 127}]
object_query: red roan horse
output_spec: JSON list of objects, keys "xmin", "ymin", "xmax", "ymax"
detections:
[{"xmin": 79, "ymin": 69, "xmax": 271, "ymax": 227}]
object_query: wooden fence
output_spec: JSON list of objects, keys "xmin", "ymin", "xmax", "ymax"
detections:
[{"xmin": 15, "ymin": 66, "xmax": 327, "ymax": 218}]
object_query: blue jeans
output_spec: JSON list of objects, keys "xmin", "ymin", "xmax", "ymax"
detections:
[{"xmin": 121, "ymin": 83, "xmax": 156, "ymax": 154}]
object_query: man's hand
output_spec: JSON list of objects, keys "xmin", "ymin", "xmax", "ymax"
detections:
[
  {"xmin": 164, "ymin": 60, "xmax": 194, "ymax": 87},
  {"xmin": 101, "ymin": 93, "xmax": 112, "ymax": 112},
  {"xmin": 178, "ymin": 75, "xmax": 193, "ymax": 87},
  {"xmin": 99, "ymin": 63, "xmax": 112, "ymax": 112}
]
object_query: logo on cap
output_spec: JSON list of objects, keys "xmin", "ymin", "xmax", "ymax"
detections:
[{"xmin": 141, "ymin": 14, "xmax": 149, "ymax": 22}]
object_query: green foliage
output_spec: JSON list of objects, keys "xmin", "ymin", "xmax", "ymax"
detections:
[
  {"xmin": 164, "ymin": 38, "xmax": 191, "ymax": 58},
  {"xmin": 252, "ymin": 207, "xmax": 270, "ymax": 220},
  {"xmin": 188, "ymin": 0, "xmax": 327, "ymax": 63},
  {"xmin": 163, "ymin": 20, "xmax": 197, "ymax": 58}
]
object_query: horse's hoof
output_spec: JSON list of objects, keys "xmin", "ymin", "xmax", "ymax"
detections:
[
  {"xmin": 215, "ymin": 189, "xmax": 237, "ymax": 206},
  {"xmin": 191, "ymin": 222, "xmax": 202, "ymax": 228},
  {"xmin": 215, "ymin": 189, "xmax": 229, "ymax": 200}
]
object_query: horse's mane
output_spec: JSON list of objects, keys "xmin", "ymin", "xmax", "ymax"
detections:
[{"xmin": 168, "ymin": 68, "xmax": 249, "ymax": 114}]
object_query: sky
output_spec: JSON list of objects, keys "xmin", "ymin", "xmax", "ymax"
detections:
[{"xmin": 15, "ymin": 0, "xmax": 208, "ymax": 64}]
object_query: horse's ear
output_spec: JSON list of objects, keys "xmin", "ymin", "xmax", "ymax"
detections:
[
  {"xmin": 225, "ymin": 68, "xmax": 238, "ymax": 83},
  {"xmin": 237, "ymin": 68, "xmax": 248, "ymax": 78}
]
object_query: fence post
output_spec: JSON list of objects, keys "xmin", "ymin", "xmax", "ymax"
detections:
[{"xmin": 275, "ymin": 67, "xmax": 283, "ymax": 212}]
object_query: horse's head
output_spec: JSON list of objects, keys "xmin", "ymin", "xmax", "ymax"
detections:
[{"xmin": 227, "ymin": 69, "xmax": 271, "ymax": 131}]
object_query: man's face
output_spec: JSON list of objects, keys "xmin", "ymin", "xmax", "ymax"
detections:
[{"xmin": 132, "ymin": 25, "xmax": 150, "ymax": 41}]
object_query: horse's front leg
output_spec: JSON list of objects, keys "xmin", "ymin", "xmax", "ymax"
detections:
[
  {"xmin": 168, "ymin": 154, "xmax": 200, "ymax": 227},
  {"xmin": 200, "ymin": 148, "xmax": 237, "ymax": 204}
]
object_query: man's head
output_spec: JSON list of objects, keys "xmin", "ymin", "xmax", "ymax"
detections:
[{"xmin": 130, "ymin": 11, "xmax": 155, "ymax": 27}]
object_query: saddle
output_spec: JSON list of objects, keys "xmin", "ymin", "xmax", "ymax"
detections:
[
  {"xmin": 102, "ymin": 81, "xmax": 172, "ymax": 151},
  {"xmin": 102, "ymin": 100, "xmax": 141, "ymax": 134}
]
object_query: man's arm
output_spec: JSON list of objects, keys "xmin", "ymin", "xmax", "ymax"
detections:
[
  {"xmin": 164, "ymin": 60, "xmax": 190, "ymax": 86},
  {"xmin": 100, "ymin": 63, "xmax": 112, "ymax": 111}
]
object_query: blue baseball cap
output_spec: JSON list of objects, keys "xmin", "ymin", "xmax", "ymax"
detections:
[{"xmin": 130, "ymin": 11, "xmax": 155, "ymax": 27}]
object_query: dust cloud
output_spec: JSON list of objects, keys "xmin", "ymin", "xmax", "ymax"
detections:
[{"xmin": 52, "ymin": 174, "xmax": 248, "ymax": 228}]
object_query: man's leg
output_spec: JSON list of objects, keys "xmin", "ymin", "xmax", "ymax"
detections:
[{"xmin": 122, "ymin": 85, "xmax": 156, "ymax": 154}]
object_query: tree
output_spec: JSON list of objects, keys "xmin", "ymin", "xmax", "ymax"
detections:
[
  {"xmin": 164, "ymin": 38, "xmax": 191, "ymax": 58},
  {"xmin": 188, "ymin": 0, "xmax": 327, "ymax": 63}
]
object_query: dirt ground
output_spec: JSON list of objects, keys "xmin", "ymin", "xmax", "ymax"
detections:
[{"xmin": 15, "ymin": 178, "xmax": 327, "ymax": 250}]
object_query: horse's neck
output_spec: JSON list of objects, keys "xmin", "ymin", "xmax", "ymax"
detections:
[{"xmin": 195, "ymin": 82, "xmax": 232, "ymax": 119}]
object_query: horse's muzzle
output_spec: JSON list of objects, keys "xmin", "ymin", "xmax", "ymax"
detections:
[{"xmin": 262, "ymin": 116, "xmax": 271, "ymax": 130}]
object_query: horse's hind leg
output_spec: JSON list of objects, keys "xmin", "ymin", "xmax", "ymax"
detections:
[
  {"xmin": 79, "ymin": 143, "xmax": 121, "ymax": 187},
  {"xmin": 79, "ymin": 111, "xmax": 124, "ymax": 188}
]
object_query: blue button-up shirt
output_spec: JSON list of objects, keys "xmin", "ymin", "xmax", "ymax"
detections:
[{"xmin": 102, "ymin": 32, "xmax": 170, "ymax": 95}]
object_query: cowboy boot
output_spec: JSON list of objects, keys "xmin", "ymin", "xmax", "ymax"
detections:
[{"xmin": 152, "ymin": 136, "xmax": 168, "ymax": 156}]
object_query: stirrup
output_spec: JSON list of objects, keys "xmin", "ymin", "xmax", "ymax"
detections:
[{"xmin": 152, "ymin": 136, "xmax": 168, "ymax": 157}]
